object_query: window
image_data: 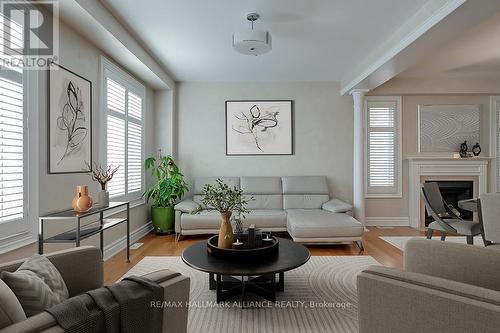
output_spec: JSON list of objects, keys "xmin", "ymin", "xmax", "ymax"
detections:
[
  {"xmin": 0, "ymin": 13, "xmax": 25, "ymax": 224},
  {"xmin": 102, "ymin": 58, "xmax": 145, "ymax": 201},
  {"xmin": 365, "ymin": 96, "xmax": 402, "ymax": 198}
]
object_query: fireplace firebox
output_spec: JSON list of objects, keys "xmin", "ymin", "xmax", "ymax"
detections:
[{"xmin": 424, "ymin": 180, "xmax": 474, "ymax": 226}]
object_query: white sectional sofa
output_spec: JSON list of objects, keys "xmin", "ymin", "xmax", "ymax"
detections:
[{"xmin": 174, "ymin": 176, "xmax": 364, "ymax": 247}]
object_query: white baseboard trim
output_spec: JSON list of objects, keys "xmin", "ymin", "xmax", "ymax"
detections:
[
  {"xmin": 0, "ymin": 232, "xmax": 36, "ymax": 255},
  {"xmin": 103, "ymin": 221, "xmax": 153, "ymax": 261},
  {"xmin": 365, "ymin": 217, "xmax": 409, "ymax": 227}
]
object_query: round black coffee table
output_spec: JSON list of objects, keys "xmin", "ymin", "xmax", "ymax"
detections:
[{"xmin": 182, "ymin": 237, "xmax": 310, "ymax": 303}]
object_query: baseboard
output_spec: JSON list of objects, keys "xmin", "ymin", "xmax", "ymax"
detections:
[
  {"xmin": 0, "ymin": 232, "xmax": 36, "ymax": 255},
  {"xmin": 103, "ymin": 221, "xmax": 153, "ymax": 261},
  {"xmin": 365, "ymin": 217, "xmax": 409, "ymax": 227}
]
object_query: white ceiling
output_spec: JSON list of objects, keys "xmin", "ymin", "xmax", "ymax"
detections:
[
  {"xmin": 103, "ymin": 0, "xmax": 429, "ymax": 82},
  {"xmin": 400, "ymin": 9, "xmax": 500, "ymax": 79}
]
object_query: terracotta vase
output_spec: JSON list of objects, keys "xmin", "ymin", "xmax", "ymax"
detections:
[
  {"xmin": 72, "ymin": 185, "xmax": 93, "ymax": 213},
  {"xmin": 218, "ymin": 211, "xmax": 234, "ymax": 249}
]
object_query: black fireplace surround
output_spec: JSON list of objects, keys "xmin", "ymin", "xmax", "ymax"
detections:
[{"xmin": 424, "ymin": 180, "xmax": 474, "ymax": 226}]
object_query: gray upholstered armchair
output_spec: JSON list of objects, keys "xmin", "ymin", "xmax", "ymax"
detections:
[
  {"xmin": 357, "ymin": 238, "xmax": 500, "ymax": 333},
  {"xmin": 0, "ymin": 246, "xmax": 190, "ymax": 333}
]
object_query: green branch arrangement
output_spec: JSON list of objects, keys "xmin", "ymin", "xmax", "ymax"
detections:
[{"xmin": 201, "ymin": 179, "xmax": 253, "ymax": 216}]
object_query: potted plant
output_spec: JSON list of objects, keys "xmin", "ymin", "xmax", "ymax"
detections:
[
  {"xmin": 85, "ymin": 162, "xmax": 119, "ymax": 207},
  {"xmin": 201, "ymin": 179, "xmax": 251, "ymax": 249},
  {"xmin": 143, "ymin": 153, "xmax": 188, "ymax": 234}
]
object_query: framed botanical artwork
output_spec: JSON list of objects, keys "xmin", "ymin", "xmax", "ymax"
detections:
[
  {"xmin": 225, "ymin": 100, "xmax": 293, "ymax": 155},
  {"xmin": 418, "ymin": 104, "xmax": 480, "ymax": 152},
  {"xmin": 48, "ymin": 62, "xmax": 92, "ymax": 174}
]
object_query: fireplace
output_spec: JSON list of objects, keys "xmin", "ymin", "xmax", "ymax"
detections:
[{"xmin": 424, "ymin": 180, "xmax": 474, "ymax": 226}]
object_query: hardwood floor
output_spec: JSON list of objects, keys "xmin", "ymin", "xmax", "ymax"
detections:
[{"xmin": 104, "ymin": 226, "xmax": 424, "ymax": 285}]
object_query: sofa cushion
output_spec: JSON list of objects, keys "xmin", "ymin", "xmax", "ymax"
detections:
[
  {"xmin": 286, "ymin": 209, "xmax": 364, "ymax": 238},
  {"xmin": 181, "ymin": 210, "xmax": 287, "ymax": 230},
  {"xmin": 193, "ymin": 177, "xmax": 240, "ymax": 206},
  {"xmin": 322, "ymin": 199, "xmax": 353, "ymax": 213},
  {"xmin": 181, "ymin": 210, "xmax": 220, "ymax": 230},
  {"xmin": 241, "ymin": 210, "xmax": 287, "ymax": 229},
  {"xmin": 241, "ymin": 176, "xmax": 283, "ymax": 210},
  {"xmin": 0, "ymin": 279, "xmax": 26, "ymax": 329},
  {"xmin": 1, "ymin": 254, "xmax": 69, "ymax": 317},
  {"xmin": 282, "ymin": 176, "xmax": 330, "ymax": 209},
  {"xmin": 174, "ymin": 200, "xmax": 201, "ymax": 214}
]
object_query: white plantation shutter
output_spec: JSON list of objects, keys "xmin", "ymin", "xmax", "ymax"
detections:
[
  {"xmin": 0, "ymin": 13, "xmax": 24, "ymax": 224},
  {"xmin": 365, "ymin": 97, "xmax": 402, "ymax": 197},
  {"xmin": 104, "ymin": 64, "xmax": 144, "ymax": 200}
]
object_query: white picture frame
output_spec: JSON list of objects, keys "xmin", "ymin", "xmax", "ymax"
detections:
[
  {"xmin": 225, "ymin": 100, "xmax": 293, "ymax": 155},
  {"xmin": 48, "ymin": 62, "xmax": 92, "ymax": 173},
  {"xmin": 418, "ymin": 104, "xmax": 480, "ymax": 153}
]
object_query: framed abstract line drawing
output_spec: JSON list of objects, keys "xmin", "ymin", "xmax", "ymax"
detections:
[
  {"xmin": 225, "ymin": 100, "xmax": 293, "ymax": 155},
  {"xmin": 48, "ymin": 61, "xmax": 92, "ymax": 173}
]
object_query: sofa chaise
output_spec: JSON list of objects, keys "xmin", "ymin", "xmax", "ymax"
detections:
[{"xmin": 174, "ymin": 176, "xmax": 364, "ymax": 247}]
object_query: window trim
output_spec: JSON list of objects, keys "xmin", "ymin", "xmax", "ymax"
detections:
[
  {"xmin": 491, "ymin": 96, "xmax": 500, "ymax": 193},
  {"xmin": 100, "ymin": 56, "xmax": 146, "ymax": 203},
  {"xmin": 364, "ymin": 96, "xmax": 402, "ymax": 199}
]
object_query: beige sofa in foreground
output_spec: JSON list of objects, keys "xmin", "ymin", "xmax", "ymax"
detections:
[
  {"xmin": 0, "ymin": 246, "xmax": 190, "ymax": 333},
  {"xmin": 358, "ymin": 238, "xmax": 500, "ymax": 333}
]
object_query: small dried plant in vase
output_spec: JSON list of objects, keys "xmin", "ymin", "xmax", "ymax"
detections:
[
  {"xmin": 201, "ymin": 179, "xmax": 253, "ymax": 249},
  {"xmin": 86, "ymin": 162, "xmax": 119, "ymax": 207}
]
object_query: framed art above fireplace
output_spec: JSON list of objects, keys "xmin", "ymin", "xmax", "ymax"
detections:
[{"xmin": 225, "ymin": 100, "xmax": 293, "ymax": 156}]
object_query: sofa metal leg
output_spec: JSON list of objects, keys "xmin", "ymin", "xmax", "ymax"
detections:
[
  {"xmin": 440, "ymin": 233, "xmax": 446, "ymax": 241},
  {"xmin": 466, "ymin": 235, "xmax": 474, "ymax": 245},
  {"xmin": 175, "ymin": 233, "xmax": 183, "ymax": 242},
  {"xmin": 356, "ymin": 240, "xmax": 364, "ymax": 252},
  {"xmin": 426, "ymin": 228, "xmax": 433, "ymax": 239}
]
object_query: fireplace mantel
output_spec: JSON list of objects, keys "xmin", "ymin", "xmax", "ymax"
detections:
[{"xmin": 407, "ymin": 155, "xmax": 491, "ymax": 229}]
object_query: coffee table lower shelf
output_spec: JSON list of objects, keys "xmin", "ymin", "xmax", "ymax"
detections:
[{"xmin": 209, "ymin": 272, "xmax": 285, "ymax": 303}]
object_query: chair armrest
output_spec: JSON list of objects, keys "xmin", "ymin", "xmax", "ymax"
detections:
[
  {"xmin": 174, "ymin": 200, "xmax": 201, "ymax": 214},
  {"xmin": 322, "ymin": 198, "xmax": 352, "ymax": 213},
  {"xmin": 142, "ymin": 270, "xmax": 190, "ymax": 333},
  {"xmin": 404, "ymin": 238, "xmax": 500, "ymax": 291},
  {"xmin": 46, "ymin": 246, "xmax": 103, "ymax": 297},
  {"xmin": 357, "ymin": 265, "xmax": 500, "ymax": 333},
  {"xmin": 0, "ymin": 312, "xmax": 61, "ymax": 333}
]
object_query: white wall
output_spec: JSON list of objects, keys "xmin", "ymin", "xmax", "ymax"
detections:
[
  {"xmin": 176, "ymin": 82, "xmax": 354, "ymax": 201},
  {"xmin": 0, "ymin": 20, "xmax": 156, "ymax": 261}
]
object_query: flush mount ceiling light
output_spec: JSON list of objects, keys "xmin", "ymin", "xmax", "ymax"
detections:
[{"xmin": 233, "ymin": 13, "xmax": 272, "ymax": 56}]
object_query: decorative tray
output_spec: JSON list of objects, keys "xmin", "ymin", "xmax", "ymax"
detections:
[{"xmin": 207, "ymin": 235, "xmax": 279, "ymax": 260}]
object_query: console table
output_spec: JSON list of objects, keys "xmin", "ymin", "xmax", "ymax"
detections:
[{"xmin": 39, "ymin": 202, "xmax": 130, "ymax": 262}]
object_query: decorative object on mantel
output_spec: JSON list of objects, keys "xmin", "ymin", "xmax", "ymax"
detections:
[
  {"xmin": 85, "ymin": 162, "xmax": 119, "ymax": 207},
  {"xmin": 144, "ymin": 151, "xmax": 188, "ymax": 234},
  {"xmin": 71, "ymin": 185, "xmax": 93, "ymax": 213},
  {"xmin": 200, "ymin": 179, "xmax": 253, "ymax": 249},
  {"xmin": 48, "ymin": 61, "xmax": 92, "ymax": 174},
  {"xmin": 418, "ymin": 104, "xmax": 480, "ymax": 153},
  {"xmin": 472, "ymin": 143, "xmax": 482, "ymax": 156},
  {"xmin": 459, "ymin": 140, "xmax": 469, "ymax": 158},
  {"xmin": 226, "ymin": 100, "xmax": 293, "ymax": 155}
]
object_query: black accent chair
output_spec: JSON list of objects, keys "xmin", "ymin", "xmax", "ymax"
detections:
[{"xmin": 420, "ymin": 182, "xmax": 481, "ymax": 244}]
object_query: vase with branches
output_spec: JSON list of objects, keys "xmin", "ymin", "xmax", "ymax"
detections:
[
  {"xmin": 85, "ymin": 162, "xmax": 119, "ymax": 207},
  {"xmin": 143, "ymin": 153, "xmax": 188, "ymax": 233},
  {"xmin": 201, "ymin": 179, "xmax": 252, "ymax": 248}
]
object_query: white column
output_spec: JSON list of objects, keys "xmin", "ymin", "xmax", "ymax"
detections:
[{"xmin": 350, "ymin": 89, "xmax": 369, "ymax": 225}]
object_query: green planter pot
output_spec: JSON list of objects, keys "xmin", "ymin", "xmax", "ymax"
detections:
[{"xmin": 151, "ymin": 206, "xmax": 175, "ymax": 234}]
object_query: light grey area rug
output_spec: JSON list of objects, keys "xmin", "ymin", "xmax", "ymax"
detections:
[
  {"xmin": 380, "ymin": 235, "xmax": 484, "ymax": 251},
  {"xmin": 123, "ymin": 256, "xmax": 378, "ymax": 333}
]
